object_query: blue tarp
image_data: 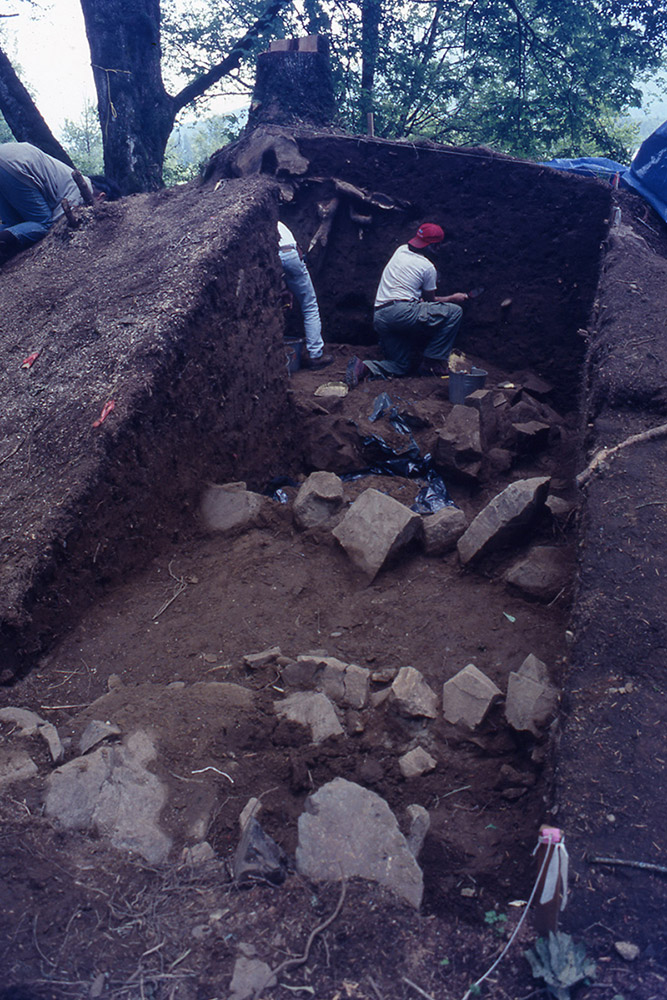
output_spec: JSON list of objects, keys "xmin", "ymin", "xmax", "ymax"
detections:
[{"xmin": 543, "ymin": 121, "xmax": 667, "ymax": 223}]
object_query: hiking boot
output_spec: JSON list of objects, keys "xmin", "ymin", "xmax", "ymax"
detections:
[
  {"xmin": 418, "ymin": 358, "xmax": 449, "ymax": 377},
  {"xmin": 303, "ymin": 353, "xmax": 334, "ymax": 370},
  {"xmin": 345, "ymin": 356, "xmax": 369, "ymax": 387}
]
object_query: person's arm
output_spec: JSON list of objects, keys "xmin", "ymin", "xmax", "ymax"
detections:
[{"xmin": 423, "ymin": 289, "xmax": 469, "ymax": 304}]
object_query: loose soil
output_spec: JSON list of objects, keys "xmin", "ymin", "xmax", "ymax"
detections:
[{"xmin": 0, "ymin": 132, "xmax": 666, "ymax": 1000}]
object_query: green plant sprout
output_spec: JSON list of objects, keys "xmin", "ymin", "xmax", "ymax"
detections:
[{"xmin": 525, "ymin": 931, "xmax": 596, "ymax": 1000}]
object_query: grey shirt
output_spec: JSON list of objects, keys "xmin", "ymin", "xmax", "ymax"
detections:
[{"xmin": 0, "ymin": 142, "xmax": 92, "ymax": 221}]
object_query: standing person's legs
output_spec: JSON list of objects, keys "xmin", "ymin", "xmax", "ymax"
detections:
[
  {"xmin": 0, "ymin": 165, "xmax": 53, "ymax": 247},
  {"xmin": 279, "ymin": 248, "xmax": 325, "ymax": 359}
]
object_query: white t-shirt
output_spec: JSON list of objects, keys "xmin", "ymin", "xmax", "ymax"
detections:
[
  {"xmin": 277, "ymin": 221, "xmax": 297, "ymax": 251},
  {"xmin": 374, "ymin": 244, "xmax": 437, "ymax": 307}
]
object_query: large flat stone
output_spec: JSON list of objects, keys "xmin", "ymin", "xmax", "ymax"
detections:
[
  {"xmin": 457, "ymin": 477, "xmax": 551, "ymax": 565},
  {"xmin": 504, "ymin": 545, "xmax": 572, "ymax": 601},
  {"xmin": 274, "ymin": 691, "xmax": 343, "ymax": 743},
  {"xmin": 442, "ymin": 664, "xmax": 502, "ymax": 728},
  {"xmin": 391, "ymin": 666, "xmax": 438, "ymax": 718},
  {"xmin": 296, "ymin": 777, "xmax": 423, "ymax": 907},
  {"xmin": 201, "ymin": 482, "xmax": 266, "ymax": 534},
  {"xmin": 293, "ymin": 471, "xmax": 344, "ymax": 529},
  {"xmin": 45, "ymin": 730, "xmax": 172, "ymax": 864},
  {"xmin": 332, "ymin": 488, "xmax": 422, "ymax": 582}
]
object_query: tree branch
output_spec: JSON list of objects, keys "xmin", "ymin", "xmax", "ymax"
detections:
[
  {"xmin": 0, "ymin": 44, "xmax": 75, "ymax": 165},
  {"xmin": 172, "ymin": 0, "xmax": 294, "ymax": 113}
]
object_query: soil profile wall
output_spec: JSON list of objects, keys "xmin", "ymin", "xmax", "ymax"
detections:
[
  {"xmin": 0, "ymin": 176, "xmax": 296, "ymax": 677},
  {"xmin": 227, "ymin": 131, "xmax": 612, "ymax": 405}
]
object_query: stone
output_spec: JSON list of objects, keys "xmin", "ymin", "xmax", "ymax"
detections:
[
  {"xmin": 232, "ymin": 816, "xmax": 288, "ymax": 886},
  {"xmin": 487, "ymin": 447, "xmax": 513, "ymax": 474},
  {"xmin": 80, "ymin": 720, "xmax": 122, "ymax": 755},
  {"xmin": 239, "ymin": 797, "xmax": 262, "ymax": 829},
  {"xmin": 457, "ymin": 477, "xmax": 551, "ymax": 565},
  {"xmin": 343, "ymin": 663, "xmax": 370, "ymax": 709},
  {"xmin": 181, "ymin": 841, "xmax": 216, "ymax": 864},
  {"xmin": 243, "ymin": 646, "xmax": 282, "ymax": 670},
  {"xmin": 546, "ymin": 495, "xmax": 577, "ymax": 521},
  {"xmin": 274, "ymin": 692, "xmax": 343, "ymax": 743},
  {"xmin": 332, "ymin": 488, "xmax": 422, "ymax": 582},
  {"xmin": 229, "ymin": 956, "xmax": 277, "ymax": 1000},
  {"xmin": 505, "ymin": 666, "xmax": 559, "ymax": 737},
  {"xmin": 422, "ymin": 506, "xmax": 468, "ymax": 556},
  {"xmin": 520, "ymin": 372, "xmax": 553, "ymax": 400},
  {"xmin": 318, "ymin": 657, "xmax": 347, "ymax": 703},
  {"xmin": 405, "ymin": 804, "xmax": 430, "ymax": 857},
  {"xmin": 200, "ymin": 481, "xmax": 265, "ymax": 534},
  {"xmin": 511, "ymin": 420, "xmax": 551, "ymax": 453},
  {"xmin": 518, "ymin": 653, "xmax": 550, "ymax": 683},
  {"xmin": 504, "ymin": 545, "xmax": 572, "ymax": 602},
  {"xmin": 391, "ymin": 666, "xmax": 438, "ymax": 719},
  {"xmin": 464, "ymin": 388, "xmax": 498, "ymax": 447},
  {"xmin": 45, "ymin": 730, "xmax": 171, "ymax": 864},
  {"xmin": 614, "ymin": 941, "xmax": 640, "ymax": 962},
  {"xmin": 399, "ymin": 746, "xmax": 436, "ymax": 778},
  {"xmin": 0, "ymin": 748, "xmax": 38, "ymax": 787},
  {"xmin": 434, "ymin": 405, "xmax": 483, "ymax": 483},
  {"xmin": 293, "ymin": 471, "xmax": 344, "ymax": 529},
  {"xmin": 0, "ymin": 706, "xmax": 64, "ymax": 763},
  {"xmin": 442, "ymin": 664, "xmax": 502, "ymax": 728},
  {"xmin": 296, "ymin": 777, "xmax": 423, "ymax": 907}
]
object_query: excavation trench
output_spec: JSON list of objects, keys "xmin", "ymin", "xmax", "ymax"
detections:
[{"xmin": 1, "ymin": 133, "xmax": 666, "ymax": 995}]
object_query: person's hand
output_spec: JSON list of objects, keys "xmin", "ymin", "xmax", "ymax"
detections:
[
  {"xmin": 448, "ymin": 292, "xmax": 469, "ymax": 305},
  {"xmin": 280, "ymin": 287, "xmax": 293, "ymax": 310}
]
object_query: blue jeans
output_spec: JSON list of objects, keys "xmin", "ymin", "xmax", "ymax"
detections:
[
  {"xmin": 0, "ymin": 164, "xmax": 53, "ymax": 247},
  {"xmin": 369, "ymin": 300, "xmax": 463, "ymax": 377},
  {"xmin": 279, "ymin": 248, "xmax": 324, "ymax": 359}
]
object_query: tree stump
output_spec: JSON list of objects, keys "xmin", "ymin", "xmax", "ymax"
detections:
[{"xmin": 247, "ymin": 36, "xmax": 336, "ymax": 130}]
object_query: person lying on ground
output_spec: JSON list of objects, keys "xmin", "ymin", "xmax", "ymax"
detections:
[
  {"xmin": 278, "ymin": 220, "xmax": 333, "ymax": 370},
  {"xmin": 0, "ymin": 141, "xmax": 119, "ymax": 264},
  {"xmin": 346, "ymin": 222, "xmax": 468, "ymax": 387}
]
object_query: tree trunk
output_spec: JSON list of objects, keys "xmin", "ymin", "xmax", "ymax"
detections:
[
  {"xmin": 0, "ymin": 45, "xmax": 75, "ymax": 166},
  {"xmin": 360, "ymin": 0, "xmax": 382, "ymax": 127},
  {"xmin": 79, "ymin": 0, "xmax": 175, "ymax": 193}
]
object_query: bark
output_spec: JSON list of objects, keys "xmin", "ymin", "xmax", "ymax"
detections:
[
  {"xmin": 79, "ymin": 0, "xmax": 174, "ymax": 193},
  {"xmin": 0, "ymin": 45, "xmax": 75, "ymax": 166},
  {"xmin": 80, "ymin": 0, "xmax": 294, "ymax": 193},
  {"xmin": 360, "ymin": 0, "xmax": 382, "ymax": 125}
]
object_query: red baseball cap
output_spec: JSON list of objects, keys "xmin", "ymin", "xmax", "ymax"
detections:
[{"xmin": 408, "ymin": 223, "xmax": 445, "ymax": 248}]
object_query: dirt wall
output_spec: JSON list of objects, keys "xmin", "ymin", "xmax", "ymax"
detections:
[
  {"xmin": 260, "ymin": 132, "xmax": 611, "ymax": 405},
  {"xmin": 0, "ymin": 176, "xmax": 297, "ymax": 676}
]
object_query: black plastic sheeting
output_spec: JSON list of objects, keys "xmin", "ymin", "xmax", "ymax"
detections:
[{"xmin": 265, "ymin": 394, "xmax": 456, "ymax": 514}]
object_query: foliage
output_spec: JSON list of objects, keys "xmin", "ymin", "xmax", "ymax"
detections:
[
  {"xmin": 61, "ymin": 102, "xmax": 104, "ymax": 175},
  {"xmin": 484, "ymin": 908, "xmax": 508, "ymax": 935},
  {"xmin": 0, "ymin": 111, "xmax": 12, "ymax": 143},
  {"xmin": 163, "ymin": 112, "xmax": 246, "ymax": 185},
  {"xmin": 160, "ymin": 0, "xmax": 278, "ymax": 109},
  {"xmin": 275, "ymin": 0, "xmax": 667, "ymax": 161},
  {"xmin": 525, "ymin": 931, "xmax": 597, "ymax": 1000}
]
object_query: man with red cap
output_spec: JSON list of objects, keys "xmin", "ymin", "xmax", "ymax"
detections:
[{"xmin": 346, "ymin": 222, "xmax": 468, "ymax": 386}]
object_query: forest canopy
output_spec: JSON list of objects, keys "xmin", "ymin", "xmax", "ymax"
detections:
[{"xmin": 1, "ymin": 0, "xmax": 666, "ymax": 190}]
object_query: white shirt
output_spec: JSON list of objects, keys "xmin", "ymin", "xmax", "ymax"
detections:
[
  {"xmin": 374, "ymin": 244, "xmax": 437, "ymax": 307},
  {"xmin": 277, "ymin": 221, "xmax": 297, "ymax": 252}
]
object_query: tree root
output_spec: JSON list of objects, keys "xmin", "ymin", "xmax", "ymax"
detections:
[{"xmin": 577, "ymin": 421, "xmax": 667, "ymax": 488}]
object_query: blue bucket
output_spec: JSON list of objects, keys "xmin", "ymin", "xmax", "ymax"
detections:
[
  {"xmin": 448, "ymin": 366, "xmax": 488, "ymax": 404},
  {"xmin": 284, "ymin": 338, "xmax": 304, "ymax": 374}
]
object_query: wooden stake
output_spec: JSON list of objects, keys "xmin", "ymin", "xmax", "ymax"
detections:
[
  {"xmin": 367, "ymin": 112, "xmax": 375, "ymax": 137},
  {"xmin": 72, "ymin": 169, "xmax": 94, "ymax": 206}
]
